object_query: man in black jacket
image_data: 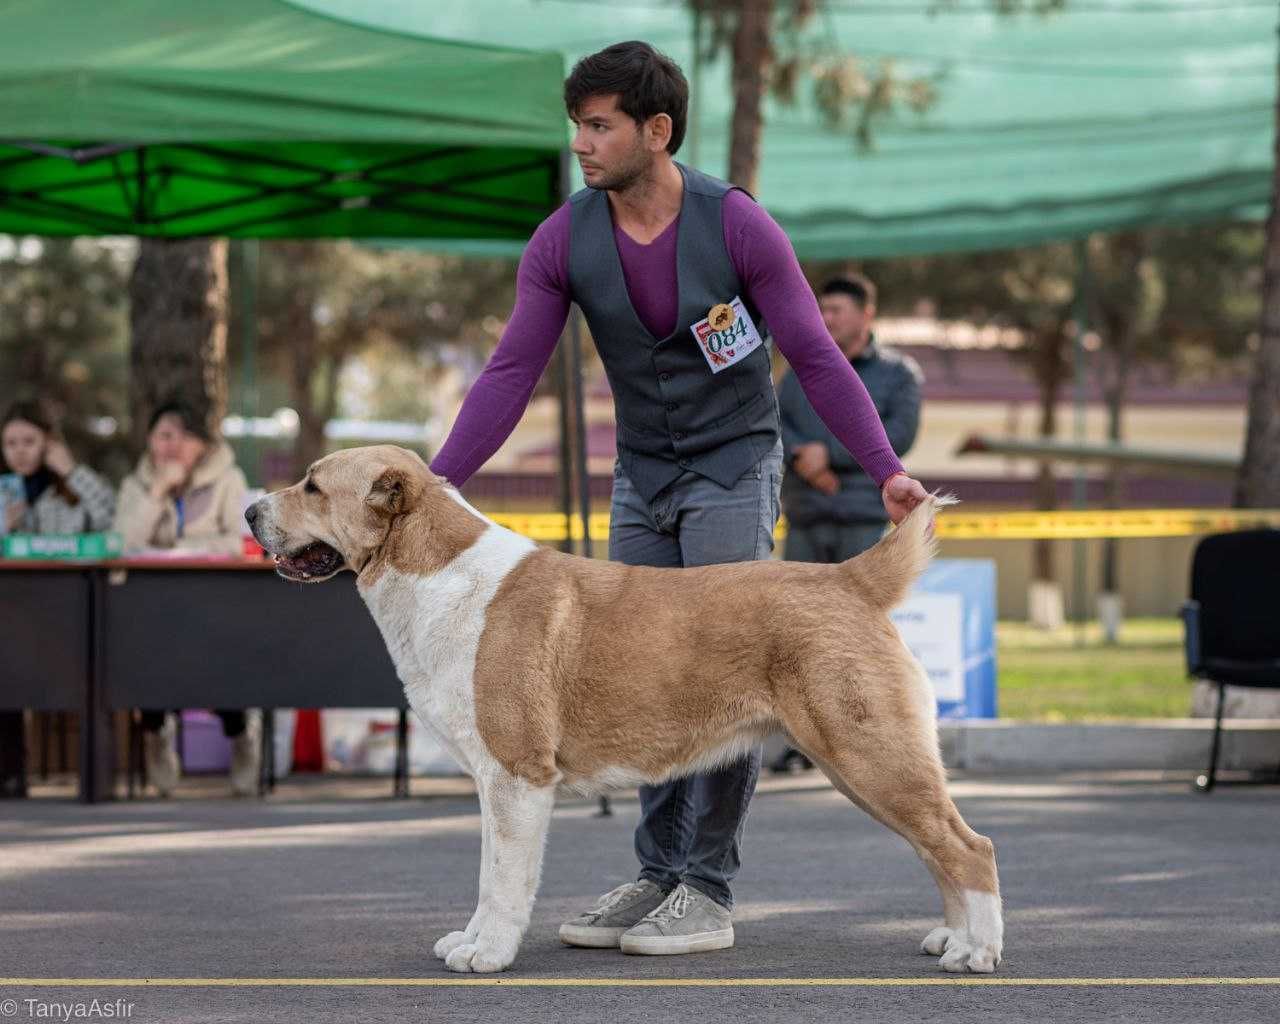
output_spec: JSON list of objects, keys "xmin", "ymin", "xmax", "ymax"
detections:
[{"xmin": 780, "ymin": 275, "xmax": 923, "ymax": 562}]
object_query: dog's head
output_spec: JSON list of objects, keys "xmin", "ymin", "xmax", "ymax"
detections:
[{"xmin": 246, "ymin": 445, "xmax": 444, "ymax": 583}]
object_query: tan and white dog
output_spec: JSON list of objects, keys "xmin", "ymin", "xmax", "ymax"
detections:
[{"xmin": 245, "ymin": 445, "xmax": 1003, "ymax": 975}]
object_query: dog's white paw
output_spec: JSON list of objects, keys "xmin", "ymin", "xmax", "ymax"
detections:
[
  {"xmin": 937, "ymin": 934, "xmax": 1001, "ymax": 974},
  {"xmin": 920, "ymin": 926, "xmax": 955, "ymax": 957},
  {"xmin": 444, "ymin": 939, "xmax": 516, "ymax": 974},
  {"xmin": 433, "ymin": 931, "xmax": 472, "ymax": 960}
]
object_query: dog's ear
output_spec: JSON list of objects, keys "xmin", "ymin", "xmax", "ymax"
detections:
[{"xmin": 366, "ymin": 468, "xmax": 417, "ymax": 516}]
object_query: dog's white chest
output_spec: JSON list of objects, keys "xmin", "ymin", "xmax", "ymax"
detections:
[{"xmin": 358, "ymin": 521, "xmax": 535, "ymax": 767}]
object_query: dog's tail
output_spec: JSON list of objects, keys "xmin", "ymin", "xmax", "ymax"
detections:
[{"xmin": 844, "ymin": 492, "xmax": 957, "ymax": 611}]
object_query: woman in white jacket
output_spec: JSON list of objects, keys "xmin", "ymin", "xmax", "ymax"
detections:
[{"xmin": 115, "ymin": 401, "xmax": 260, "ymax": 798}]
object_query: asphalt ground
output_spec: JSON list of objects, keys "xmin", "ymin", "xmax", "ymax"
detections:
[{"xmin": 1, "ymin": 771, "xmax": 1277, "ymax": 1023}]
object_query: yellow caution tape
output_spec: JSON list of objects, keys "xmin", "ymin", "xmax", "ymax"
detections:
[
  {"xmin": 488, "ymin": 508, "xmax": 1280, "ymax": 544},
  {"xmin": 935, "ymin": 508, "xmax": 1280, "ymax": 540}
]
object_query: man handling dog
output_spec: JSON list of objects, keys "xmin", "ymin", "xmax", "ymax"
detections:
[{"xmin": 428, "ymin": 42, "xmax": 930, "ymax": 957}]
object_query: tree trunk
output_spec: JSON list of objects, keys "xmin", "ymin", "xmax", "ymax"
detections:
[
  {"xmin": 128, "ymin": 238, "xmax": 229, "ymax": 453},
  {"xmin": 287, "ymin": 303, "xmax": 323, "ymax": 481},
  {"xmin": 1099, "ymin": 312, "xmax": 1135, "ymax": 644},
  {"xmin": 295, "ymin": 350, "xmax": 344, "ymax": 476},
  {"xmin": 1235, "ymin": 73, "xmax": 1280, "ymax": 508},
  {"xmin": 1031, "ymin": 325, "xmax": 1067, "ymax": 583},
  {"xmin": 1100, "ymin": 344, "xmax": 1129, "ymax": 593},
  {"xmin": 1098, "ymin": 231, "xmax": 1146, "ymax": 595},
  {"xmin": 263, "ymin": 242, "xmax": 327, "ymax": 479},
  {"xmin": 727, "ymin": 0, "xmax": 771, "ymax": 192}
]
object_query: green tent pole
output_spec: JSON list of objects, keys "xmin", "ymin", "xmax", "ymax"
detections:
[{"xmin": 238, "ymin": 238, "xmax": 260, "ymax": 487}]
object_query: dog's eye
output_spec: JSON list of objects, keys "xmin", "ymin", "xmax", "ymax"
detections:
[{"xmin": 304, "ymin": 478, "xmax": 320, "ymax": 495}]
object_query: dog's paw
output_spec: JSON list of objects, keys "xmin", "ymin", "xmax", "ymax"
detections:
[
  {"xmin": 920, "ymin": 926, "xmax": 955, "ymax": 957},
  {"xmin": 433, "ymin": 931, "xmax": 472, "ymax": 960},
  {"xmin": 444, "ymin": 940, "xmax": 516, "ymax": 974},
  {"xmin": 937, "ymin": 934, "xmax": 1001, "ymax": 974}
]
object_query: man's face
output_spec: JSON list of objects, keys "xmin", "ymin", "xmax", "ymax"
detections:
[
  {"xmin": 820, "ymin": 293, "xmax": 875, "ymax": 359},
  {"xmin": 569, "ymin": 94, "xmax": 653, "ymax": 192}
]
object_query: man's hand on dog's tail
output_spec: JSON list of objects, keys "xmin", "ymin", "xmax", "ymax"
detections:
[{"xmin": 881, "ymin": 472, "xmax": 930, "ymax": 525}]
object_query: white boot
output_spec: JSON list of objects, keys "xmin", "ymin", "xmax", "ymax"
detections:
[
  {"xmin": 144, "ymin": 714, "xmax": 180, "ymax": 797},
  {"xmin": 229, "ymin": 710, "xmax": 262, "ymax": 798}
]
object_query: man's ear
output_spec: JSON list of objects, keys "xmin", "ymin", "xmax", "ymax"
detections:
[{"xmin": 366, "ymin": 468, "xmax": 416, "ymax": 516}]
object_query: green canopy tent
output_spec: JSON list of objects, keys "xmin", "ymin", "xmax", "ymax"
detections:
[
  {"xmin": 0, "ymin": 1, "xmax": 582, "ymax": 802},
  {"xmin": 0, "ymin": 0, "xmax": 596, "ymax": 558},
  {"xmin": 0, "ymin": 0, "xmax": 566, "ymax": 240},
  {"xmin": 296, "ymin": 0, "xmax": 1276, "ymax": 256}
]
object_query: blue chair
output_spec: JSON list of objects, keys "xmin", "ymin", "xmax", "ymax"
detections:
[{"xmin": 1181, "ymin": 529, "xmax": 1280, "ymax": 792}]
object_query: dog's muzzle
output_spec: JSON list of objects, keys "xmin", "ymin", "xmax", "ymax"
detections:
[{"xmin": 245, "ymin": 498, "xmax": 345, "ymax": 583}]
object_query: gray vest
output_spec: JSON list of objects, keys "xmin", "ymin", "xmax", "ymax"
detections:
[{"xmin": 567, "ymin": 164, "xmax": 780, "ymax": 502}]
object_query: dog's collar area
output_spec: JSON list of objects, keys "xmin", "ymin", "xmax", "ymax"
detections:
[{"xmin": 354, "ymin": 516, "xmax": 399, "ymax": 578}]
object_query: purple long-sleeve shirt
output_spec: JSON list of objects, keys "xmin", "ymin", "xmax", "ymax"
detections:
[{"xmin": 429, "ymin": 188, "xmax": 905, "ymax": 489}]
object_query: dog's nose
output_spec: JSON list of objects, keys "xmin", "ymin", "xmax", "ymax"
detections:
[{"xmin": 244, "ymin": 502, "xmax": 259, "ymax": 527}]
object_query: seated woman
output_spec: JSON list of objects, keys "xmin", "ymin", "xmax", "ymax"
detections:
[
  {"xmin": 1, "ymin": 401, "xmax": 115, "ymax": 535},
  {"xmin": 114, "ymin": 401, "xmax": 260, "ymax": 798},
  {"xmin": 1, "ymin": 401, "xmax": 116, "ymax": 799}
]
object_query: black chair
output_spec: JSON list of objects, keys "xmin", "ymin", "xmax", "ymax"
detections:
[{"xmin": 1181, "ymin": 529, "xmax": 1280, "ymax": 792}]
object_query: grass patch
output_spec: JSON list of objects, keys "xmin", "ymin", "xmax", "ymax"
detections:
[{"xmin": 996, "ymin": 618, "xmax": 1192, "ymax": 721}]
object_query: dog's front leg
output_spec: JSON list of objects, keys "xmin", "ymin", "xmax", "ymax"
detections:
[
  {"xmin": 443, "ymin": 774, "xmax": 555, "ymax": 974},
  {"xmin": 433, "ymin": 784, "xmax": 495, "ymax": 961}
]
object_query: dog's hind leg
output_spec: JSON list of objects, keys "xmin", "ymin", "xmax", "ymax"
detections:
[
  {"xmin": 442, "ymin": 771, "xmax": 555, "ymax": 974},
  {"xmin": 779, "ymin": 667, "xmax": 1002, "ymax": 973}
]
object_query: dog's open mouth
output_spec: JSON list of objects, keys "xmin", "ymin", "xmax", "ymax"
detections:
[{"xmin": 274, "ymin": 541, "xmax": 345, "ymax": 582}]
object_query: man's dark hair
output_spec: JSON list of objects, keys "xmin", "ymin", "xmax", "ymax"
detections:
[
  {"xmin": 564, "ymin": 41, "xmax": 689, "ymax": 155},
  {"xmin": 821, "ymin": 274, "xmax": 878, "ymax": 310},
  {"xmin": 147, "ymin": 400, "xmax": 213, "ymax": 442}
]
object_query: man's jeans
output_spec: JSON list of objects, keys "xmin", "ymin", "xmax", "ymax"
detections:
[
  {"xmin": 609, "ymin": 443, "xmax": 783, "ymax": 911},
  {"xmin": 784, "ymin": 521, "xmax": 887, "ymax": 564}
]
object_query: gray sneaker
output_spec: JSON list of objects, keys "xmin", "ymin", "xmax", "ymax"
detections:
[
  {"xmin": 559, "ymin": 880, "xmax": 672, "ymax": 948},
  {"xmin": 619, "ymin": 883, "xmax": 735, "ymax": 956}
]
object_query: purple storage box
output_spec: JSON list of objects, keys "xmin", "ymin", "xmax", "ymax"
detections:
[{"xmin": 179, "ymin": 710, "xmax": 232, "ymax": 773}]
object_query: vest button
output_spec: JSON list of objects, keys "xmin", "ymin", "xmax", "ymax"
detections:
[
  {"xmin": 679, "ymin": 458, "xmax": 690, "ymax": 468},
  {"xmin": 666, "ymin": 402, "xmax": 677, "ymax": 411},
  {"xmin": 674, "ymin": 431, "xmax": 685, "ymax": 441}
]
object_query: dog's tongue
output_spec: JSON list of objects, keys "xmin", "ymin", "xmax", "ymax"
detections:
[
  {"xmin": 299, "ymin": 545, "xmax": 331, "ymax": 569},
  {"xmin": 275, "ymin": 543, "xmax": 337, "ymax": 577}
]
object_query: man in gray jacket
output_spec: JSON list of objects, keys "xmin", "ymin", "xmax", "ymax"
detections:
[
  {"xmin": 774, "ymin": 276, "xmax": 922, "ymax": 774},
  {"xmin": 780, "ymin": 275, "xmax": 923, "ymax": 564}
]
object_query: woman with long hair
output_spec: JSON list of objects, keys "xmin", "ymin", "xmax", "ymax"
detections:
[
  {"xmin": 0, "ymin": 400, "xmax": 116, "ymax": 799},
  {"xmin": 1, "ymin": 401, "xmax": 115, "ymax": 536}
]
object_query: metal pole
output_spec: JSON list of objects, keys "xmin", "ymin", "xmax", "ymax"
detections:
[
  {"xmin": 555, "ymin": 343, "xmax": 575, "ymax": 556},
  {"xmin": 690, "ymin": 4, "xmax": 704, "ymax": 171},
  {"xmin": 569, "ymin": 311, "xmax": 593, "ymax": 559}
]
